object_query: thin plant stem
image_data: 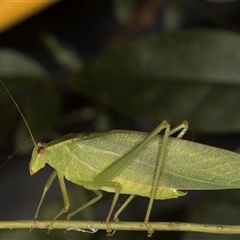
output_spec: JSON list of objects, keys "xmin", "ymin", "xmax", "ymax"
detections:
[{"xmin": 0, "ymin": 220, "xmax": 240, "ymax": 234}]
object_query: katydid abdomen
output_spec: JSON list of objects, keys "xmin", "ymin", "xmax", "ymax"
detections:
[{"xmin": 30, "ymin": 130, "xmax": 240, "ymax": 201}]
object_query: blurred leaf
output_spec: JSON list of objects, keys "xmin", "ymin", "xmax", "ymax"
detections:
[
  {"xmin": 182, "ymin": 190, "xmax": 240, "ymax": 240},
  {"xmin": 0, "ymin": 48, "xmax": 48, "ymax": 78},
  {"xmin": 70, "ymin": 29, "xmax": 240, "ymax": 133},
  {"xmin": 0, "ymin": 48, "xmax": 60, "ymax": 153},
  {"xmin": 40, "ymin": 31, "xmax": 84, "ymax": 74}
]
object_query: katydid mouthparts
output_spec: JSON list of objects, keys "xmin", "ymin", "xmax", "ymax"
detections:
[{"xmin": 2, "ymin": 79, "xmax": 240, "ymax": 237}]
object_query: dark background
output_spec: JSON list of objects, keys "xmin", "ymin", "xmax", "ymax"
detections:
[{"xmin": 1, "ymin": 1, "xmax": 240, "ymax": 239}]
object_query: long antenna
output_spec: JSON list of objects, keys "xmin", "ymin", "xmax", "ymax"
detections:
[{"xmin": 0, "ymin": 79, "xmax": 37, "ymax": 147}]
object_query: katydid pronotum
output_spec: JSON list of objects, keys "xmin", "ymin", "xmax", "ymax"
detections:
[{"xmin": 2, "ymin": 80, "xmax": 240, "ymax": 237}]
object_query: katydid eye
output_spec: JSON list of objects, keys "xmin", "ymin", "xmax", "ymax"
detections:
[{"xmin": 37, "ymin": 146, "xmax": 45, "ymax": 154}]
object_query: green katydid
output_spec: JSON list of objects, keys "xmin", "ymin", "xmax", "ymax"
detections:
[{"xmin": 2, "ymin": 79, "xmax": 240, "ymax": 237}]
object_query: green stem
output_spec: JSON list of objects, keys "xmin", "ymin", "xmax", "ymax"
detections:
[{"xmin": 0, "ymin": 220, "xmax": 239, "ymax": 234}]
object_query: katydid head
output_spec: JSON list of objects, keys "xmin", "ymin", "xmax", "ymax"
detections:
[{"xmin": 29, "ymin": 142, "xmax": 49, "ymax": 175}]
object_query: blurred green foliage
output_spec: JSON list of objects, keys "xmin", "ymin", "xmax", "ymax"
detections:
[{"xmin": 71, "ymin": 30, "xmax": 240, "ymax": 133}]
